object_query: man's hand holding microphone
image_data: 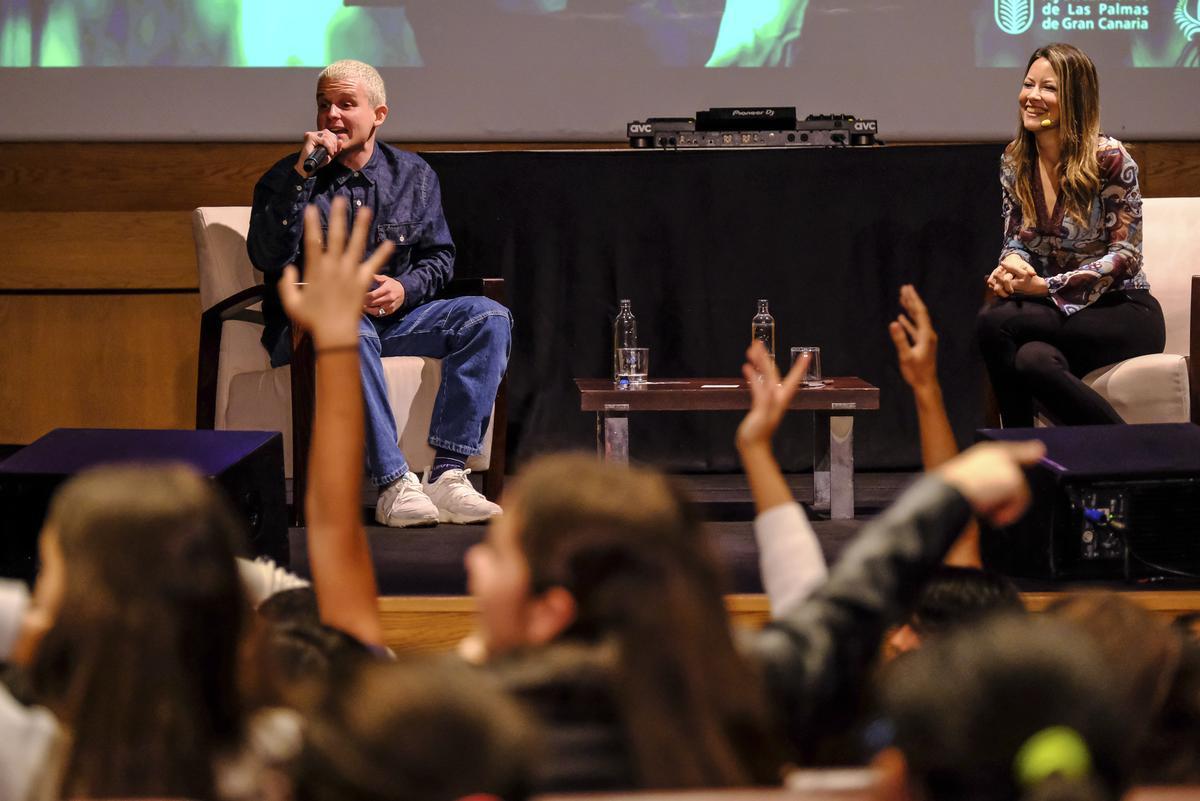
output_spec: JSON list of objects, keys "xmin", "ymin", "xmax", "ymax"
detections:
[{"xmin": 295, "ymin": 129, "xmax": 341, "ymax": 176}]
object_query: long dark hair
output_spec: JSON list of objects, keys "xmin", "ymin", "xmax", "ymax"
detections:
[
  {"xmin": 511, "ymin": 454, "xmax": 783, "ymax": 788},
  {"xmin": 31, "ymin": 464, "xmax": 249, "ymax": 799}
]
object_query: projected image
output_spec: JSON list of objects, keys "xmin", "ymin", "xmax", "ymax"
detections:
[
  {"xmin": 977, "ymin": 0, "xmax": 1200, "ymax": 66},
  {"xmin": 1, "ymin": 0, "xmax": 858, "ymax": 69},
  {"xmin": 0, "ymin": 0, "xmax": 421, "ymax": 67}
]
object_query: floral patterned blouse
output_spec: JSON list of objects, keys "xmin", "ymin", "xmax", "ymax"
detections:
[{"xmin": 999, "ymin": 135, "xmax": 1149, "ymax": 315}]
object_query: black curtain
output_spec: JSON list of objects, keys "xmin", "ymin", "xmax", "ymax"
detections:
[{"xmin": 423, "ymin": 144, "xmax": 1005, "ymax": 472}]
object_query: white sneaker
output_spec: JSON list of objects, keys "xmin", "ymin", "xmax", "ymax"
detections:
[
  {"xmin": 422, "ymin": 468, "xmax": 502, "ymax": 524},
  {"xmin": 375, "ymin": 472, "xmax": 439, "ymax": 528}
]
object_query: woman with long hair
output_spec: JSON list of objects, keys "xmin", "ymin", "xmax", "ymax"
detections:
[
  {"xmin": 976, "ymin": 42, "xmax": 1165, "ymax": 426},
  {"xmin": 25, "ymin": 464, "xmax": 251, "ymax": 799},
  {"xmin": 468, "ymin": 453, "xmax": 785, "ymax": 790}
]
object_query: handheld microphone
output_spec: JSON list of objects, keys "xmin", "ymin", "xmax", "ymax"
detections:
[{"xmin": 303, "ymin": 145, "xmax": 330, "ymax": 173}]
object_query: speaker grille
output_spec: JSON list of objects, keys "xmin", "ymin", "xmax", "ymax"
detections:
[{"xmin": 1127, "ymin": 479, "xmax": 1200, "ymax": 574}]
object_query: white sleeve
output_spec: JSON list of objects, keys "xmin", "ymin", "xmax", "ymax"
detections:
[
  {"xmin": 0, "ymin": 579, "xmax": 31, "ymax": 661},
  {"xmin": 237, "ymin": 557, "xmax": 310, "ymax": 609},
  {"xmin": 754, "ymin": 502, "xmax": 828, "ymax": 618},
  {"xmin": 0, "ymin": 686, "xmax": 62, "ymax": 801}
]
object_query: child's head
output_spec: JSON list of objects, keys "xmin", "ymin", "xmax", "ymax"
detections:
[
  {"xmin": 467, "ymin": 453, "xmax": 722, "ymax": 655},
  {"xmin": 293, "ymin": 657, "xmax": 534, "ymax": 801},
  {"xmin": 888, "ymin": 566, "xmax": 1024, "ymax": 655},
  {"xmin": 877, "ymin": 614, "xmax": 1133, "ymax": 801},
  {"xmin": 30, "ymin": 463, "xmax": 250, "ymax": 797},
  {"xmin": 466, "ymin": 453, "xmax": 780, "ymax": 787}
]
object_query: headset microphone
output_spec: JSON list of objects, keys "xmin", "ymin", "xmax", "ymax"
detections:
[{"xmin": 1040, "ymin": 118, "xmax": 1056, "ymax": 128}]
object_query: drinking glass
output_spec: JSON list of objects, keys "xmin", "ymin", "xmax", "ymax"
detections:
[
  {"xmin": 790, "ymin": 346, "xmax": 823, "ymax": 387},
  {"xmin": 616, "ymin": 347, "xmax": 649, "ymax": 385}
]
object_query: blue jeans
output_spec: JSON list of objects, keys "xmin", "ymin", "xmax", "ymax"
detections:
[{"xmin": 271, "ymin": 296, "xmax": 511, "ymax": 486}]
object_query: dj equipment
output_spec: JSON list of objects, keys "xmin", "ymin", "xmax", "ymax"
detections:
[
  {"xmin": 627, "ymin": 109, "xmax": 878, "ymax": 149},
  {"xmin": 977, "ymin": 424, "xmax": 1200, "ymax": 581},
  {"xmin": 0, "ymin": 428, "xmax": 288, "ymax": 584}
]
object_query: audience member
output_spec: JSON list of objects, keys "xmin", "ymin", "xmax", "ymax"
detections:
[
  {"xmin": 24, "ymin": 464, "xmax": 251, "ymax": 799},
  {"xmin": 876, "ymin": 614, "xmax": 1135, "ymax": 801},
  {"xmin": 737, "ymin": 342, "xmax": 828, "ymax": 615},
  {"xmin": 0, "ymin": 578, "xmax": 61, "ymax": 801},
  {"xmin": 888, "ymin": 283, "xmax": 982, "ymax": 568},
  {"xmin": 289, "ymin": 657, "xmax": 535, "ymax": 801},
  {"xmin": 275, "ymin": 197, "xmax": 395, "ymax": 653},
  {"xmin": 888, "ymin": 565, "xmax": 1024, "ymax": 656},
  {"xmin": 1050, "ymin": 593, "xmax": 1200, "ymax": 784}
]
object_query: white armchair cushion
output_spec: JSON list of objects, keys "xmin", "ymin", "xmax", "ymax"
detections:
[
  {"xmin": 193, "ymin": 207, "xmax": 261, "ymax": 312},
  {"xmin": 384, "ymin": 356, "xmax": 493, "ymax": 475},
  {"xmin": 1078, "ymin": 198, "xmax": 1197, "ymax": 425},
  {"xmin": 226, "ymin": 367, "xmax": 293, "ymax": 470},
  {"xmin": 223, "ymin": 350, "xmax": 493, "ymax": 477},
  {"xmin": 1083, "ymin": 354, "xmax": 1191, "ymax": 424}
]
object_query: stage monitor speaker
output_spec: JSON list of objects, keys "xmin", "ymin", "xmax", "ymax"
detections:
[
  {"xmin": 0, "ymin": 428, "xmax": 287, "ymax": 585},
  {"xmin": 977, "ymin": 424, "xmax": 1200, "ymax": 582}
]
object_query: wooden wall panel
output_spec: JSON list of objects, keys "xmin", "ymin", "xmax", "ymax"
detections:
[
  {"xmin": 0, "ymin": 212, "xmax": 196, "ymax": 289},
  {"xmin": 0, "ymin": 142, "xmax": 1194, "ymax": 213},
  {"xmin": 0, "ymin": 143, "xmax": 290, "ymax": 212},
  {"xmin": 1140, "ymin": 142, "xmax": 1200, "ymax": 198},
  {"xmin": 0, "ymin": 292, "xmax": 200, "ymax": 443},
  {"xmin": 0, "ymin": 142, "xmax": 621, "ymax": 213}
]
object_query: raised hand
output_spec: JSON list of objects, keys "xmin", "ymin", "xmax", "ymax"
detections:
[
  {"xmin": 888, "ymin": 284, "xmax": 939, "ymax": 391},
  {"xmin": 278, "ymin": 197, "xmax": 395, "ymax": 349},
  {"xmin": 736, "ymin": 341, "xmax": 810, "ymax": 452},
  {"xmin": 938, "ymin": 440, "xmax": 1046, "ymax": 527}
]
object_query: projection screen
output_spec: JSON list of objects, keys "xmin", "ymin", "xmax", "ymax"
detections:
[{"xmin": 0, "ymin": 0, "xmax": 1196, "ymax": 141}]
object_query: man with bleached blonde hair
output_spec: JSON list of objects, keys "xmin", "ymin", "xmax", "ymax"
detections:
[{"xmin": 248, "ymin": 60, "xmax": 511, "ymax": 528}]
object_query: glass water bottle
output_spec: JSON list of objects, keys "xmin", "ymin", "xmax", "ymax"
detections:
[
  {"xmin": 752, "ymin": 299, "xmax": 775, "ymax": 360},
  {"xmin": 613, "ymin": 299, "xmax": 638, "ymax": 380}
]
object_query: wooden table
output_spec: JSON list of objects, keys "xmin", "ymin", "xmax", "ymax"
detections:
[{"xmin": 575, "ymin": 377, "xmax": 880, "ymax": 519}]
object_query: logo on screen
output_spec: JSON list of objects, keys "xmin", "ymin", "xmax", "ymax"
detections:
[
  {"xmin": 1177, "ymin": 0, "xmax": 1200, "ymax": 41},
  {"xmin": 995, "ymin": 0, "xmax": 1035, "ymax": 34}
]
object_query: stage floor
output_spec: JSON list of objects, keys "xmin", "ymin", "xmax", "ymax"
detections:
[
  {"xmin": 282, "ymin": 470, "xmax": 1200, "ymax": 654},
  {"xmin": 287, "ymin": 470, "xmax": 1200, "ymax": 598}
]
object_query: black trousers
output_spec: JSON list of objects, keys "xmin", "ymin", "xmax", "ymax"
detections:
[{"xmin": 976, "ymin": 289, "xmax": 1166, "ymax": 427}]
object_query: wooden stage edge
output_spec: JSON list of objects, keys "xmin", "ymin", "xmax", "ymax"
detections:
[{"xmin": 378, "ymin": 590, "xmax": 1200, "ymax": 655}]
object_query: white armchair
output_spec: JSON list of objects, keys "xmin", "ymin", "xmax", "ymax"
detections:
[
  {"xmin": 1079, "ymin": 197, "xmax": 1199, "ymax": 424},
  {"xmin": 192, "ymin": 207, "xmax": 505, "ymax": 524}
]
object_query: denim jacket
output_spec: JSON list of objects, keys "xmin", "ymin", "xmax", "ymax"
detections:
[{"xmin": 247, "ymin": 142, "xmax": 455, "ymax": 361}]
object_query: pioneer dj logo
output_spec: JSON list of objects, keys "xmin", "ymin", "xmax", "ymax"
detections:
[
  {"xmin": 995, "ymin": 0, "xmax": 1035, "ymax": 34},
  {"xmin": 732, "ymin": 109, "xmax": 774, "ymax": 117}
]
